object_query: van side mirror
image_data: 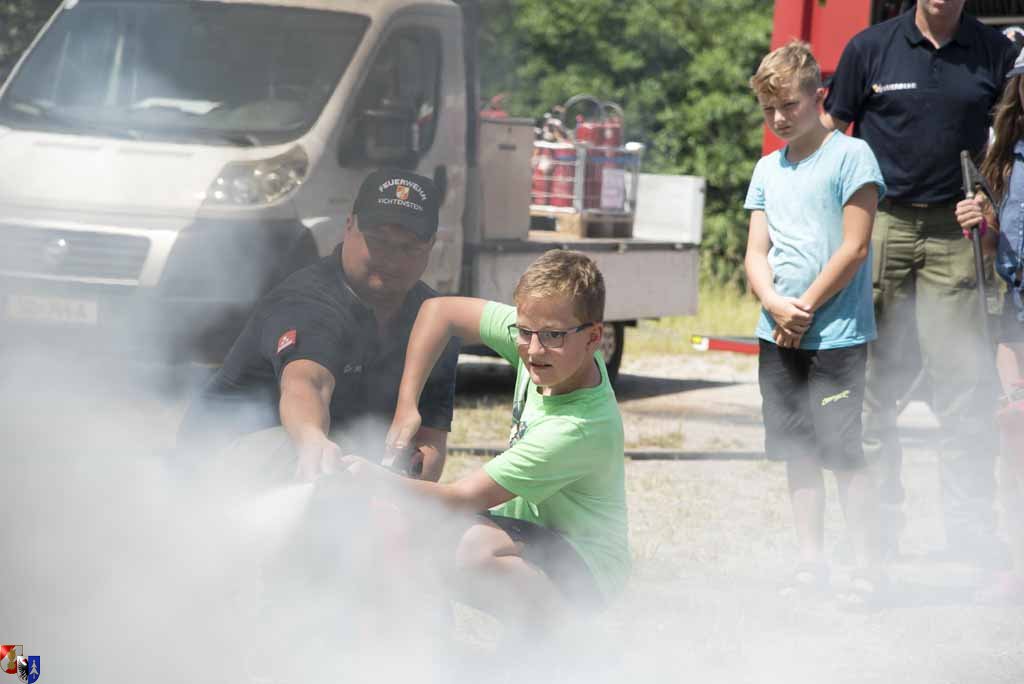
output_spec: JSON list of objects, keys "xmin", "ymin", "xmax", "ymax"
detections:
[{"xmin": 362, "ymin": 105, "xmax": 417, "ymax": 165}]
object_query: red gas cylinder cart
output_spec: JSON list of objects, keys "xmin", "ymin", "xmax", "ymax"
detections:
[{"xmin": 529, "ymin": 95, "xmax": 644, "ymax": 237}]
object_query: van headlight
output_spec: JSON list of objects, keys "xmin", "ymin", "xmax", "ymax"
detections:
[{"xmin": 204, "ymin": 145, "xmax": 308, "ymax": 206}]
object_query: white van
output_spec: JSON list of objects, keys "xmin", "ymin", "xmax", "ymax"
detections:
[{"xmin": 0, "ymin": 0, "xmax": 701, "ymax": 379}]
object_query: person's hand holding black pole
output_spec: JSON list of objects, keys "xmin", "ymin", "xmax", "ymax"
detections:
[{"xmin": 960, "ymin": 150, "xmax": 996, "ymax": 347}]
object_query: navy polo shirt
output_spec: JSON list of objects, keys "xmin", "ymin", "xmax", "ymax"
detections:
[
  {"xmin": 177, "ymin": 246, "xmax": 460, "ymax": 458},
  {"xmin": 825, "ymin": 10, "xmax": 1016, "ymax": 204}
]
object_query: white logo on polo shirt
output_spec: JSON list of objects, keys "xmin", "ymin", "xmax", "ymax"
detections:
[{"xmin": 872, "ymin": 82, "xmax": 917, "ymax": 94}]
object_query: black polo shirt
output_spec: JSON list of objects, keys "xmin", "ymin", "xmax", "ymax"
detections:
[
  {"xmin": 177, "ymin": 246, "xmax": 460, "ymax": 459},
  {"xmin": 825, "ymin": 10, "xmax": 1016, "ymax": 203}
]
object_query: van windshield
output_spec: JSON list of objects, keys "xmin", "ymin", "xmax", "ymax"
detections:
[{"xmin": 0, "ymin": 0, "xmax": 368, "ymax": 146}]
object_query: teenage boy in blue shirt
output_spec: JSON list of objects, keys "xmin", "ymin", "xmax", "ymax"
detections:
[{"xmin": 744, "ymin": 41, "xmax": 887, "ymax": 605}]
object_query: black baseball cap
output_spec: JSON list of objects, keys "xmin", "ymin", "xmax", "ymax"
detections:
[{"xmin": 352, "ymin": 168, "xmax": 439, "ymax": 241}]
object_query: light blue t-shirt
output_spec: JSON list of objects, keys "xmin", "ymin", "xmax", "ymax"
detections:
[{"xmin": 744, "ymin": 131, "xmax": 885, "ymax": 349}]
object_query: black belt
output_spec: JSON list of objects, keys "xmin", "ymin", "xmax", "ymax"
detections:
[{"xmin": 878, "ymin": 197, "xmax": 959, "ymax": 211}]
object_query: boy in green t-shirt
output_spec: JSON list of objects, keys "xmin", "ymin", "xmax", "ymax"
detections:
[{"xmin": 342, "ymin": 250, "xmax": 629, "ymax": 625}]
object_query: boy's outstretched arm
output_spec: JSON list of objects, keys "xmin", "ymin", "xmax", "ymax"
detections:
[
  {"xmin": 744, "ymin": 210, "xmax": 813, "ymax": 340},
  {"xmin": 388, "ymin": 297, "xmax": 488, "ymax": 452},
  {"xmin": 799, "ymin": 183, "xmax": 877, "ymax": 311},
  {"xmin": 343, "ymin": 456, "xmax": 515, "ymax": 512},
  {"xmin": 406, "ymin": 467, "xmax": 514, "ymax": 511}
]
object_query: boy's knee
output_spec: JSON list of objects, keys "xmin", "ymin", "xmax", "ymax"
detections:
[{"xmin": 454, "ymin": 523, "xmax": 511, "ymax": 572}]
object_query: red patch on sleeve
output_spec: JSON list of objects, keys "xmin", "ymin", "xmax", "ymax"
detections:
[{"xmin": 277, "ymin": 329, "xmax": 297, "ymax": 355}]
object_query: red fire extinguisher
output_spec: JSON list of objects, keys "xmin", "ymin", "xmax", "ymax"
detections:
[
  {"xmin": 598, "ymin": 102, "xmax": 625, "ymax": 211},
  {"xmin": 565, "ymin": 96, "xmax": 625, "ymax": 210},
  {"xmin": 549, "ymin": 145, "xmax": 576, "ymax": 207},
  {"xmin": 574, "ymin": 114, "xmax": 600, "ymax": 145},
  {"xmin": 531, "ymin": 108, "xmax": 574, "ymax": 208},
  {"xmin": 601, "ymin": 102, "xmax": 624, "ymax": 147},
  {"xmin": 531, "ymin": 145, "xmax": 553, "ymax": 205},
  {"xmin": 562, "ymin": 95, "xmax": 599, "ymax": 210}
]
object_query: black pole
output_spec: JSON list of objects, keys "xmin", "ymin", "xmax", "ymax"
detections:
[{"xmin": 960, "ymin": 150, "xmax": 992, "ymax": 347}]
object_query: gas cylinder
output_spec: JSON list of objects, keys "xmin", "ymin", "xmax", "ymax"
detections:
[
  {"xmin": 574, "ymin": 114, "xmax": 600, "ymax": 145},
  {"xmin": 575, "ymin": 114, "xmax": 601, "ymax": 209},
  {"xmin": 595, "ymin": 104, "xmax": 626, "ymax": 210},
  {"xmin": 564, "ymin": 97, "xmax": 626, "ymax": 210},
  {"xmin": 549, "ymin": 145, "xmax": 576, "ymax": 208},
  {"xmin": 531, "ymin": 145, "xmax": 552, "ymax": 206}
]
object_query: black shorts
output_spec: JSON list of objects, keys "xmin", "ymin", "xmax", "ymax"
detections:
[
  {"xmin": 482, "ymin": 513, "xmax": 604, "ymax": 608},
  {"xmin": 758, "ymin": 340, "xmax": 868, "ymax": 471}
]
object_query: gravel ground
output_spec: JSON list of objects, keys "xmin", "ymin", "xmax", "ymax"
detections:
[
  {"xmin": 452, "ymin": 352, "xmax": 1024, "ymax": 683},
  {"xmin": 615, "ymin": 354, "xmax": 1023, "ymax": 684},
  {"xmin": 2, "ymin": 349, "xmax": 1022, "ymax": 683}
]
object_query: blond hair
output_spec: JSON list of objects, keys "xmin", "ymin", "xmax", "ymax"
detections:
[
  {"xmin": 749, "ymin": 40, "xmax": 821, "ymax": 98},
  {"xmin": 513, "ymin": 249, "xmax": 605, "ymax": 323}
]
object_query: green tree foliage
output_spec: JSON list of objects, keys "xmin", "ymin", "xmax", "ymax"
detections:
[
  {"xmin": 479, "ymin": 0, "xmax": 773, "ymax": 287},
  {"xmin": 1, "ymin": 0, "xmax": 59, "ymax": 74}
]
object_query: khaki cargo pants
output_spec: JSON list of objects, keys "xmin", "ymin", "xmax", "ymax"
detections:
[{"xmin": 864, "ymin": 204, "xmax": 999, "ymax": 548}]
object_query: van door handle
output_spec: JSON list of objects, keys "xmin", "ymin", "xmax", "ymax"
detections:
[{"xmin": 433, "ymin": 165, "xmax": 448, "ymax": 205}]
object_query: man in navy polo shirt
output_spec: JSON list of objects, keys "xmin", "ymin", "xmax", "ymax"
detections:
[
  {"xmin": 177, "ymin": 169, "xmax": 459, "ymax": 483},
  {"xmin": 824, "ymin": 0, "xmax": 1017, "ymax": 564}
]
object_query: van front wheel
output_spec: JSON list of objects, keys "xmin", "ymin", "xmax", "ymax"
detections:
[{"xmin": 600, "ymin": 322, "xmax": 624, "ymax": 385}]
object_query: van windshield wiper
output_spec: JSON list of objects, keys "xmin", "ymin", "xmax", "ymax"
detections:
[
  {"xmin": 3, "ymin": 99, "xmax": 143, "ymax": 140},
  {"xmin": 210, "ymin": 131, "xmax": 261, "ymax": 147},
  {"xmin": 1, "ymin": 99, "xmax": 265, "ymax": 146},
  {"xmin": 160, "ymin": 125, "xmax": 261, "ymax": 147}
]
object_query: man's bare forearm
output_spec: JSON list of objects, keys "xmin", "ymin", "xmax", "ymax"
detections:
[
  {"xmin": 416, "ymin": 442, "xmax": 446, "ymax": 482},
  {"xmin": 281, "ymin": 385, "xmax": 330, "ymax": 447}
]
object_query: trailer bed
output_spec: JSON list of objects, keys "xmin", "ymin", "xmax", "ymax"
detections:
[{"xmin": 466, "ymin": 236, "xmax": 698, "ymax": 321}]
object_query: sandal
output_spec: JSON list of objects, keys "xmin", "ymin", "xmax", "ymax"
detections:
[
  {"xmin": 837, "ymin": 569, "xmax": 889, "ymax": 612},
  {"xmin": 778, "ymin": 562, "xmax": 830, "ymax": 599}
]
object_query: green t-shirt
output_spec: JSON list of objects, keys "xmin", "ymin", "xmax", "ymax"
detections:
[{"xmin": 479, "ymin": 301, "xmax": 630, "ymax": 599}]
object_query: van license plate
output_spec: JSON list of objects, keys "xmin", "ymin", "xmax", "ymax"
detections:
[{"xmin": 5, "ymin": 295, "xmax": 98, "ymax": 325}]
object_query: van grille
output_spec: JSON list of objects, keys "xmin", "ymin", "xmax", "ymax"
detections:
[{"xmin": 0, "ymin": 226, "xmax": 150, "ymax": 281}]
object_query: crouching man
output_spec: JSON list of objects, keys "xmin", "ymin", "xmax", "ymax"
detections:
[{"xmin": 176, "ymin": 168, "xmax": 459, "ymax": 483}]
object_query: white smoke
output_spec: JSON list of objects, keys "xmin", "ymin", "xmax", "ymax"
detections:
[{"xmin": 3, "ymin": 346, "xmax": 1024, "ymax": 684}]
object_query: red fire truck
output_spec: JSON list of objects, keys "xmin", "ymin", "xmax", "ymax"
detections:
[{"xmin": 765, "ymin": 0, "xmax": 1024, "ymax": 154}]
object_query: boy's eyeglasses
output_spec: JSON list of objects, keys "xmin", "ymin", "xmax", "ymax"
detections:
[{"xmin": 508, "ymin": 322, "xmax": 594, "ymax": 349}]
